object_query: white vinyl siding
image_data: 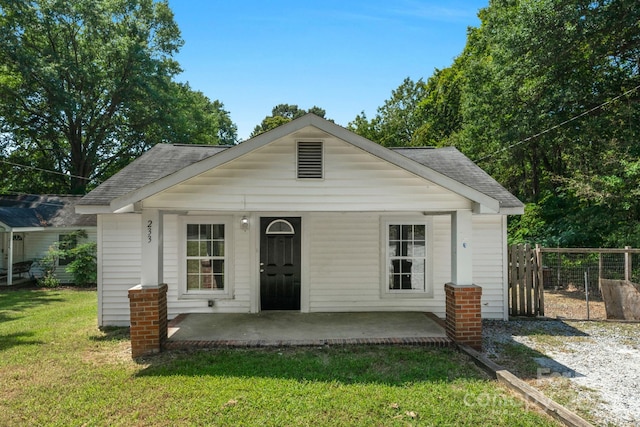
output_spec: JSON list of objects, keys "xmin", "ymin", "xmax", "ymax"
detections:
[
  {"xmin": 166, "ymin": 215, "xmax": 251, "ymax": 319},
  {"xmin": 99, "ymin": 215, "xmax": 141, "ymax": 326},
  {"xmin": 305, "ymin": 213, "xmax": 447, "ymax": 316},
  {"xmin": 472, "ymin": 215, "xmax": 508, "ymax": 319},
  {"xmin": 19, "ymin": 228, "xmax": 96, "ymax": 284},
  {"xmin": 96, "ymin": 133, "xmax": 510, "ymax": 325},
  {"xmin": 97, "ymin": 211, "xmax": 508, "ymax": 326},
  {"xmin": 143, "ymin": 135, "xmax": 472, "ymax": 212}
]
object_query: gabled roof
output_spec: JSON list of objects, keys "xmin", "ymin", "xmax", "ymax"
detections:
[
  {"xmin": 0, "ymin": 195, "xmax": 96, "ymax": 231},
  {"xmin": 390, "ymin": 147, "xmax": 522, "ymax": 212},
  {"xmin": 78, "ymin": 144, "xmax": 230, "ymax": 207},
  {"xmin": 77, "ymin": 114, "xmax": 523, "ymax": 214}
]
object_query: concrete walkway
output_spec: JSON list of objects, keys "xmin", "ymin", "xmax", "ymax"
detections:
[{"xmin": 166, "ymin": 311, "xmax": 451, "ymax": 349}]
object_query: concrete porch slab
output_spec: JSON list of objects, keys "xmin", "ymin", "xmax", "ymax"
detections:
[{"xmin": 166, "ymin": 311, "xmax": 451, "ymax": 349}]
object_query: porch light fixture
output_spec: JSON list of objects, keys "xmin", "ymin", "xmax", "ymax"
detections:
[{"xmin": 240, "ymin": 215, "xmax": 249, "ymax": 231}]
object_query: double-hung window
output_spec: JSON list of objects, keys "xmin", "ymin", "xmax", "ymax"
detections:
[
  {"xmin": 183, "ymin": 218, "xmax": 230, "ymax": 296},
  {"xmin": 58, "ymin": 233, "xmax": 78, "ymax": 266},
  {"xmin": 384, "ymin": 220, "xmax": 432, "ymax": 296}
]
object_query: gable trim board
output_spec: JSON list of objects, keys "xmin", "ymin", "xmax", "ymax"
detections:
[
  {"xmin": 76, "ymin": 114, "xmax": 522, "ymax": 215},
  {"xmin": 79, "ymin": 114, "xmax": 523, "ymax": 326}
]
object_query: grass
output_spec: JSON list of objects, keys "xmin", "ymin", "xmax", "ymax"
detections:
[{"xmin": 0, "ymin": 289, "xmax": 560, "ymax": 426}]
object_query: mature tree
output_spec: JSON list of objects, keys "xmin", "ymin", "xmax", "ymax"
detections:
[
  {"xmin": 147, "ymin": 82, "xmax": 237, "ymax": 146},
  {"xmin": 348, "ymin": 78, "xmax": 428, "ymax": 147},
  {"xmin": 251, "ymin": 104, "xmax": 328, "ymax": 137},
  {"xmin": 349, "ymin": 0, "xmax": 640, "ymax": 247},
  {"xmin": 456, "ymin": 0, "xmax": 640, "ymax": 246},
  {"xmin": 413, "ymin": 65, "xmax": 464, "ymax": 147},
  {"xmin": 0, "ymin": 0, "xmax": 235, "ymax": 194}
]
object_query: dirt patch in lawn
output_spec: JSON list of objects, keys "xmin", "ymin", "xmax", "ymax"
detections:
[{"xmin": 543, "ymin": 287, "xmax": 606, "ymax": 320}]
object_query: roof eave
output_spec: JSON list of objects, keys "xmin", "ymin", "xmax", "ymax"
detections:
[
  {"xmin": 0, "ymin": 226, "xmax": 45, "ymax": 232},
  {"xmin": 108, "ymin": 116, "xmax": 331, "ymax": 212},
  {"xmin": 498, "ymin": 206, "xmax": 525, "ymax": 215},
  {"xmin": 103, "ymin": 114, "xmax": 509, "ymax": 213},
  {"xmin": 75, "ymin": 205, "xmax": 114, "ymax": 214}
]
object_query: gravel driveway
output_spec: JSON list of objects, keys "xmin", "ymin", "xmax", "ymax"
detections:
[{"xmin": 482, "ymin": 319, "xmax": 640, "ymax": 427}]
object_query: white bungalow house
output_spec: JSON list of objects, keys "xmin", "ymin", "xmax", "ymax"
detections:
[
  {"xmin": 0, "ymin": 195, "xmax": 97, "ymax": 285},
  {"xmin": 76, "ymin": 114, "xmax": 523, "ymax": 327}
]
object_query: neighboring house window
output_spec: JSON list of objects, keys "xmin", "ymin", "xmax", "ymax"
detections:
[
  {"xmin": 297, "ymin": 141, "xmax": 323, "ymax": 179},
  {"xmin": 383, "ymin": 219, "xmax": 433, "ymax": 296},
  {"xmin": 186, "ymin": 223, "xmax": 226, "ymax": 291},
  {"xmin": 58, "ymin": 234, "xmax": 78, "ymax": 266}
]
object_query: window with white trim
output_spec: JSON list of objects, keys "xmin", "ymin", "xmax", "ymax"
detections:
[
  {"xmin": 185, "ymin": 222, "xmax": 227, "ymax": 292},
  {"xmin": 384, "ymin": 220, "xmax": 432, "ymax": 295},
  {"xmin": 58, "ymin": 233, "xmax": 78, "ymax": 266}
]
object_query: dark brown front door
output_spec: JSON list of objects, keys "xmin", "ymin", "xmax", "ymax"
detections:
[{"xmin": 260, "ymin": 217, "xmax": 301, "ymax": 310}]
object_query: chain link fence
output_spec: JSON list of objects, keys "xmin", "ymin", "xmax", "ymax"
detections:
[{"xmin": 538, "ymin": 248, "xmax": 640, "ymax": 319}]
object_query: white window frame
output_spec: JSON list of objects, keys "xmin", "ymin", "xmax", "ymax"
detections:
[
  {"xmin": 179, "ymin": 216, "xmax": 233, "ymax": 299},
  {"xmin": 380, "ymin": 216, "xmax": 434, "ymax": 298},
  {"xmin": 58, "ymin": 232, "xmax": 78, "ymax": 267}
]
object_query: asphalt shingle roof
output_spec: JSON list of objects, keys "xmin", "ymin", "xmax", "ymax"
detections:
[
  {"xmin": 0, "ymin": 195, "xmax": 96, "ymax": 228},
  {"xmin": 390, "ymin": 147, "xmax": 522, "ymax": 209},
  {"xmin": 79, "ymin": 144, "xmax": 231, "ymax": 206},
  {"xmin": 79, "ymin": 142, "xmax": 522, "ymax": 211}
]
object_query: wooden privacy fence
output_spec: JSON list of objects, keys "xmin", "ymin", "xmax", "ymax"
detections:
[{"xmin": 508, "ymin": 244, "xmax": 544, "ymax": 316}]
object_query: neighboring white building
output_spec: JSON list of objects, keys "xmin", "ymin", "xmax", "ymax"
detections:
[
  {"xmin": 0, "ymin": 195, "xmax": 97, "ymax": 285},
  {"xmin": 76, "ymin": 114, "xmax": 524, "ymax": 327}
]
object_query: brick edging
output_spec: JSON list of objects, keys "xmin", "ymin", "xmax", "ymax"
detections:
[{"xmin": 164, "ymin": 336, "xmax": 453, "ymax": 350}]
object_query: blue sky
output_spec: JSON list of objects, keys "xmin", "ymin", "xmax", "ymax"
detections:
[{"xmin": 169, "ymin": 1, "xmax": 488, "ymax": 141}]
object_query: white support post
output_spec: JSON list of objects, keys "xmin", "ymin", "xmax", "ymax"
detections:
[
  {"xmin": 141, "ymin": 209, "xmax": 163, "ymax": 287},
  {"xmin": 451, "ymin": 210, "xmax": 473, "ymax": 286},
  {"xmin": 7, "ymin": 231, "xmax": 13, "ymax": 286}
]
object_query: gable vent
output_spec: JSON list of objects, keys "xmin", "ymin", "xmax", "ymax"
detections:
[{"xmin": 297, "ymin": 141, "xmax": 323, "ymax": 179}]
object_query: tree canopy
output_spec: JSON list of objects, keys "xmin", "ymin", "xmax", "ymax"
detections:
[
  {"xmin": 0, "ymin": 0, "xmax": 236, "ymax": 194},
  {"xmin": 251, "ymin": 104, "xmax": 328, "ymax": 138},
  {"xmin": 350, "ymin": 0, "xmax": 640, "ymax": 247}
]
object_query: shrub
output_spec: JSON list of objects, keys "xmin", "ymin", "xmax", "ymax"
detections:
[
  {"xmin": 37, "ymin": 230, "xmax": 96, "ymax": 287},
  {"xmin": 65, "ymin": 241, "xmax": 97, "ymax": 286},
  {"xmin": 37, "ymin": 243, "xmax": 62, "ymax": 288}
]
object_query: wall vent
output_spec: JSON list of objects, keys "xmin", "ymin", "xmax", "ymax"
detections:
[{"xmin": 297, "ymin": 141, "xmax": 323, "ymax": 179}]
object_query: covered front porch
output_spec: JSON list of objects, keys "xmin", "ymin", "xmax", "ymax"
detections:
[
  {"xmin": 165, "ymin": 311, "xmax": 451, "ymax": 349},
  {"xmin": 128, "ymin": 282, "xmax": 483, "ymax": 357}
]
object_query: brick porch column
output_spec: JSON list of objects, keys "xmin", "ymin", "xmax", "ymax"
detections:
[
  {"xmin": 445, "ymin": 283, "xmax": 482, "ymax": 350},
  {"xmin": 128, "ymin": 283, "xmax": 168, "ymax": 358}
]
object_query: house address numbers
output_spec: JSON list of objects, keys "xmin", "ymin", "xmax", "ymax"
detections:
[{"xmin": 147, "ymin": 220, "xmax": 153, "ymax": 243}]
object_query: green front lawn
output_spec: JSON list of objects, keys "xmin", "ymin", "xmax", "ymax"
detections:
[{"xmin": 0, "ymin": 289, "xmax": 558, "ymax": 426}]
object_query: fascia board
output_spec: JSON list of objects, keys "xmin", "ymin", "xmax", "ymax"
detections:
[
  {"xmin": 12, "ymin": 227, "xmax": 45, "ymax": 232},
  {"xmin": 75, "ymin": 205, "xmax": 114, "ymax": 214},
  {"xmin": 108, "ymin": 117, "xmax": 320, "ymax": 212},
  {"xmin": 497, "ymin": 206, "xmax": 525, "ymax": 215},
  {"xmin": 108, "ymin": 114, "xmax": 502, "ymax": 213},
  {"xmin": 320, "ymin": 121, "xmax": 502, "ymax": 211},
  {"xmin": 0, "ymin": 221, "xmax": 45, "ymax": 232}
]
